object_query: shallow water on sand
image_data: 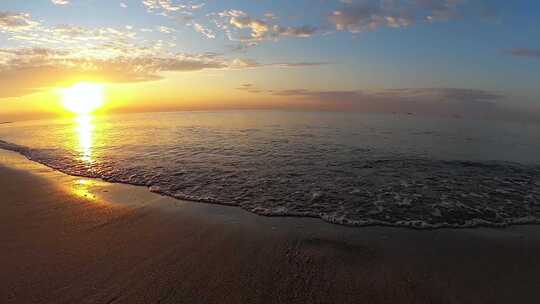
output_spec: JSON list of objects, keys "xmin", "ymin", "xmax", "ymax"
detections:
[{"xmin": 1, "ymin": 111, "xmax": 539, "ymax": 228}]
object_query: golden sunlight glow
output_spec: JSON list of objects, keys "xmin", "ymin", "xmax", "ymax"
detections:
[
  {"xmin": 71, "ymin": 179, "xmax": 97, "ymax": 201},
  {"xmin": 75, "ymin": 115, "xmax": 95, "ymax": 163},
  {"xmin": 61, "ymin": 82, "xmax": 105, "ymax": 115}
]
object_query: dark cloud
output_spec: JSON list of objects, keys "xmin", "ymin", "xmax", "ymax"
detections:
[
  {"xmin": 236, "ymin": 83, "xmax": 264, "ymax": 93},
  {"xmin": 237, "ymin": 85, "xmax": 535, "ymax": 121},
  {"xmin": 273, "ymin": 25, "xmax": 318, "ymax": 38},
  {"xmin": 329, "ymin": 2, "xmax": 413, "ymax": 33},
  {"xmin": 376, "ymin": 88, "xmax": 502, "ymax": 102},
  {"xmin": 266, "ymin": 62, "xmax": 329, "ymax": 68},
  {"xmin": 239, "ymin": 85, "xmax": 503, "ymax": 103},
  {"xmin": 508, "ymin": 48, "xmax": 540, "ymax": 59},
  {"xmin": 413, "ymin": 0, "xmax": 464, "ymax": 21},
  {"xmin": 329, "ymin": 0, "xmax": 467, "ymax": 33}
]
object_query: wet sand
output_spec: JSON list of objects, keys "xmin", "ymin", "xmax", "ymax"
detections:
[{"xmin": 1, "ymin": 149, "xmax": 540, "ymax": 304}]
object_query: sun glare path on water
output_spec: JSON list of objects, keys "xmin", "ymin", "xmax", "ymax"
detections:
[{"xmin": 61, "ymin": 82, "xmax": 105, "ymax": 115}]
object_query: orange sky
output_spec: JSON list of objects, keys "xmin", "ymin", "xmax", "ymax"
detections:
[{"xmin": 1, "ymin": 1, "xmax": 540, "ymax": 122}]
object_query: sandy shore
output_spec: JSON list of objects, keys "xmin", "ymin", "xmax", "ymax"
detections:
[{"xmin": 1, "ymin": 149, "xmax": 540, "ymax": 304}]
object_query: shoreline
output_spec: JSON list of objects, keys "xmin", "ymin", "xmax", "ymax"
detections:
[
  {"xmin": 2, "ymin": 149, "xmax": 540, "ymax": 303},
  {"xmin": 1, "ymin": 142, "xmax": 539, "ymax": 230}
]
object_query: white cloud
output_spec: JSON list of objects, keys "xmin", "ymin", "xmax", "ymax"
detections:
[
  {"xmin": 8, "ymin": 23, "xmax": 138, "ymax": 48},
  {"xmin": 217, "ymin": 10, "xmax": 317, "ymax": 43},
  {"xmin": 157, "ymin": 25, "xmax": 176, "ymax": 33},
  {"xmin": 142, "ymin": 0, "xmax": 202, "ymax": 14},
  {"xmin": 0, "ymin": 45, "xmax": 326, "ymax": 98},
  {"xmin": 51, "ymin": 0, "xmax": 70, "ymax": 6},
  {"xmin": 193, "ymin": 22, "xmax": 215, "ymax": 39}
]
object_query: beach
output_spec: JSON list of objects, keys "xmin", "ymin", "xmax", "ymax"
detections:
[
  {"xmin": 2, "ymin": 0, "xmax": 539, "ymax": 302},
  {"xmin": 1, "ymin": 148, "xmax": 540, "ymax": 304}
]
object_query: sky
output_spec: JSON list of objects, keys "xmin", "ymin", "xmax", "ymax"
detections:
[{"xmin": 0, "ymin": 0, "xmax": 539, "ymax": 121}]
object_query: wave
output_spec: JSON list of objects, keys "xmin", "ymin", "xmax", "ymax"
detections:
[{"xmin": 1, "ymin": 138, "xmax": 540, "ymax": 229}]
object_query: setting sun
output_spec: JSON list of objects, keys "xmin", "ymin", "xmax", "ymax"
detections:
[{"xmin": 61, "ymin": 83, "xmax": 105, "ymax": 115}]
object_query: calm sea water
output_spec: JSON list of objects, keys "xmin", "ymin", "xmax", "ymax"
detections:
[{"xmin": 1, "ymin": 111, "xmax": 539, "ymax": 228}]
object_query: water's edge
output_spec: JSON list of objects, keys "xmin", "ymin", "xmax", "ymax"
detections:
[{"xmin": 2, "ymin": 139, "xmax": 539, "ymax": 230}]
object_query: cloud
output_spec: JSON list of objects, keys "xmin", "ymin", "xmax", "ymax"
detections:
[
  {"xmin": 414, "ymin": 0, "xmax": 464, "ymax": 22},
  {"xmin": 0, "ymin": 14, "xmax": 139, "ymax": 49},
  {"xmin": 507, "ymin": 48, "xmax": 540, "ymax": 59},
  {"xmin": 329, "ymin": 3, "xmax": 413, "ymax": 33},
  {"xmin": 51, "ymin": 0, "xmax": 69, "ymax": 5},
  {"xmin": 236, "ymin": 83, "xmax": 264, "ymax": 93},
  {"xmin": 157, "ymin": 25, "xmax": 176, "ymax": 33},
  {"xmin": 0, "ymin": 48, "xmax": 225, "ymax": 98},
  {"xmin": 141, "ymin": 1, "xmax": 217, "ymax": 40},
  {"xmin": 141, "ymin": 2, "xmax": 316, "ymax": 42},
  {"xmin": 217, "ymin": 10, "xmax": 317, "ymax": 43},
  {"xmin": 375, "ymin": 88, "xmax": 502, "ymax": 103},
  {"xmin": 273, "ymin": 25, "xmax": 317, "ymax": 38},
  {"xmin": 269, "ymin": 87, "xmax": 502, "ymax": 104},
  {"xmin": 229, "ymin": 59, "xmax": 328, "ymax": 69},
  {"xmin": 50, "ymin": 24, "xmax": 137, "ymax": 41},
  {"xmin": 142, "ymin": 0, "xmax": 183, "ymax": 12},
  {"xmin": 219, "ymin": 10, "xmax": 271, "ymax": 41},
  {"xmin": 193, "ymin": 22, "xmax": 215, "ymax": 39},
  {"xmin": 0, "ymin": 11, "xmax": 40, "ymax": 32},
  {"xmin": 142, "ymin": 0, "xmax": 204, "ymax": 15},
  {"xmin": 137, "ymin": 1, "xmax": 470, "ymax": 42},
  {"xmin": 266, "ymin": 62, "xmax": 329, "ymax": 68},
  {"xmin": 329, "ymin": 0, "xmax": 465, "ymax": 33},
  {"xmin": 236, "ymin": 85, "xmax": 528, "ymax": 120},
  {"xmin": 0, "ymin": 46, "xmax": 328, "ymax": 98}
]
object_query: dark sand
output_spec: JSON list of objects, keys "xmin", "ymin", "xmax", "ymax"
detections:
[{"xmin": 1, "ymin": 149, "xmax": 540, "ymax": 304}]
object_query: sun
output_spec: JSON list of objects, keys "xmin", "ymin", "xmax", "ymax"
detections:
[{"xmin": 61, "ymin": 82, "xmax": 105, "ymax": 115}]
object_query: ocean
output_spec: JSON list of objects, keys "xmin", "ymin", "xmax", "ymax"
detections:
[{"xmin": 1, "ymin": 111, "xmax": 539, "ymax": 228}]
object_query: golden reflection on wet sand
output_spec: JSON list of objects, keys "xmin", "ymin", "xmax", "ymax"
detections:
[{"xmin": 71, "ymin": 178, "xmax": 98, "ymax": 201}]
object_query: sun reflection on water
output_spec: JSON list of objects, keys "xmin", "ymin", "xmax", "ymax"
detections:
[{"xmin": 75, "ymin": 115, "xmax": 95, "ymax": 163}]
